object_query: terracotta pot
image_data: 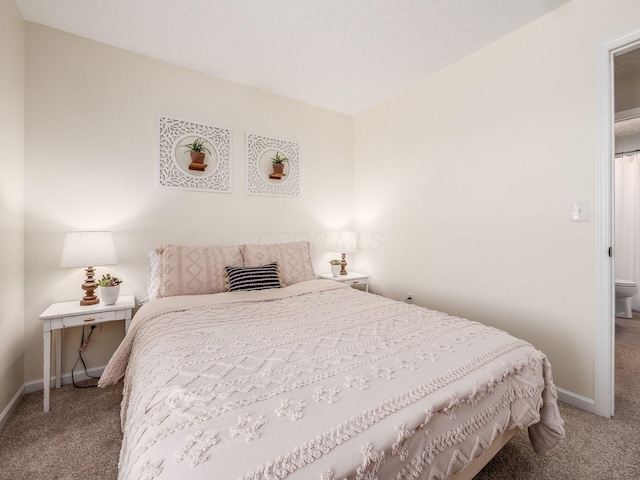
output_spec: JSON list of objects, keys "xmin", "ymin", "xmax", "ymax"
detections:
[
  {"xmin": 188, "ymin": 151, "xmax": 208, "ymax": 171},
  {"xmin": 273, "ymin": 163, "xmax": 285, "ymax": 174},
  {"xmin": 190, "ymin": 151, "xmax": 206, "ymax": 164}
]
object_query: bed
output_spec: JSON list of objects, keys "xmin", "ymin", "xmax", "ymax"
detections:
[{"xmin": 99, "ymin": 242, "xmax": 564, "ymax": 480}]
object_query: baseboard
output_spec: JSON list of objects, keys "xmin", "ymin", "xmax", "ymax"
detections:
[
  {"xmin": 0, "ymin": 384, "xmax": 26, "ymax": 431},
  {"xmin": 556, "ymin": 387, "xmax": 595, "ymax": 413},
  {"xmin": 24, "ymin": 365, "xmax": 107, "ymax": 394}
]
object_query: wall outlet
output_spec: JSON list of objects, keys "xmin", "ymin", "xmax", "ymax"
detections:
[{"xmin": 406, "ymin": 293, "xmax": 414, "ymax": 304}]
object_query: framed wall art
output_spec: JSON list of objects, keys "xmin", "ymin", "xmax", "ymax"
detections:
[
  {"xmin": 246, "ymin": 133, "xmax": 300, "ymax": 197},
  {"xmin": 157, "ymin": 114, "xmax": 232, "ymax": 193}
]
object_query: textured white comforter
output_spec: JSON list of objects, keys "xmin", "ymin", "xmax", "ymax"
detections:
[{"xmin": 100, "ymin": 280, "xmax": 564, "ymax": 480}]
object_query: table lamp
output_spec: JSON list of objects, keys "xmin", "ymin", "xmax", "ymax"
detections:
[
  {"xmin": 60, "ymin": 231, "xmax": 118, "ymax": 305},
  {"xmin": 332, "ymin": 231, "xmax": 357, "ymax": 275}
]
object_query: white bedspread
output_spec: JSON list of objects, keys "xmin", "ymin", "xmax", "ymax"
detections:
[{"xmin": 100, "ymin": 280, "xmax": 564, "ymax": 480}]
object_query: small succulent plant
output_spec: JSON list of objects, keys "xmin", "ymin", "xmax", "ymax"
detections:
[
  {"xmin": 329, "ymin": 259, "xmax": 341, "ymax": 265},
  {"xmin": 96, "ymin": 273, "xmax": 123, "ymax": 287}
]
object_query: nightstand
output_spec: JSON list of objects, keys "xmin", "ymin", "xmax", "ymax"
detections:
[
  {"xmin": 39, "ymin": 294, "xmax": 135, "ymax": 412},
  {"xmin": 319, "ymin": 272, "xmax": 370, "ymax": 292}
]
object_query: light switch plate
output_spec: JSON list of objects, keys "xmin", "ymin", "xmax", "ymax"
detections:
[{"xmin": 570, "ymin": 200, "xmax": 589, "ymax": 222}]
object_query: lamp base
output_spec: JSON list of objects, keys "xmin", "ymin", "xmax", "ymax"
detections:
[
  {"xmin": 340, "ymin": 253, "xmax": 348, "ymax": 275},
  {"xmin": 80, "ymin": 266, "xmax": 99, "ymax": 306}
]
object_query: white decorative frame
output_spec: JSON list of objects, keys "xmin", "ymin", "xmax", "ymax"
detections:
[
  {"xmin": 157, "ymin": 114, "xmax": 232, "ymax": 193},
  {"xmin": 246, "ymin": 133, "xmax": 300, "ymax": 197}
]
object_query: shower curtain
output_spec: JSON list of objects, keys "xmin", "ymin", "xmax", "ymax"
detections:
[{"xmin": 615, "ymin": 152, "xmax": 640, "ymax": 311}]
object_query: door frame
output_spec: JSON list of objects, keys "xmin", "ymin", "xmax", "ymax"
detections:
[{"xmin": 595, "ymin": 27, "xmax": 640, "ymax": 418}]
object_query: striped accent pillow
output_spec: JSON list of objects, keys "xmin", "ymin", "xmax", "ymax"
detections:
[{"xmin": 224, "ymin": 262, "xmax": 282, "ymax": 292}]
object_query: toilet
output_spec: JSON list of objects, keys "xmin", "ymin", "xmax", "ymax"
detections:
[{"xmin": 615, "ymin": 278, "xmax": 639, "ymax": 318}]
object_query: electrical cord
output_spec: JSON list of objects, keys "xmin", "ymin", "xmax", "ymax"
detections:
[{"xmin": 71, "ymin": 325, "xmax": 99, "ymax": 388}]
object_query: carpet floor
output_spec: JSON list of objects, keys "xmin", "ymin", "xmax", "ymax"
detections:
[{"xmin": 1, "ymin": 346, "xmax": 639, "ymax": 480}]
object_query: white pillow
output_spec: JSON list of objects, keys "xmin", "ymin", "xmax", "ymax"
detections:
[{"xmin": 146, "ymin": 249, "xmax": 162, "ymax": 302}]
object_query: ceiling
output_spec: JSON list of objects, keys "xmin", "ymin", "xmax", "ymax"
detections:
[
  {"xmin": 615, "ymin": 48, "xmax": 640, "ymax": 77},
  {"xmin": 615, "ymin": 117, "xmax": 640, "ymax": 140},
  {"xmin": 615, "ymin": 48, "xmax": 640, "ymax": 140},
  {"xmin": 15, "ymin": 0, "xmax": 569, "ymax": 115}
]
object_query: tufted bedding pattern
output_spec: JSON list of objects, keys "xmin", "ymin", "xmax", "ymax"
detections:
[{"xmin": 100, "ymin": 280, "xmax": 564, "ymax": 480}]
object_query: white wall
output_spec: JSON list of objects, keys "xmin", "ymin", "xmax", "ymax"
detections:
[
  {"xmin": 24, "ymin": 25, "xmax": 353, "ymax": 382},
  {"xmin": 353, "ymin": 0, "xmax": 640, "ymax": 399},
  {"xmin": 0, "ymin": 0, "xmax": 25, "ymax": 416}
]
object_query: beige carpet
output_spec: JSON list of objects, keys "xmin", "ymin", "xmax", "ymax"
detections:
[
  {"xmin": 0, "ymin": 381, "xmax": 122, "ymax": 480},
  {"xmin": 1, "ymin": 346, "xmax": 640, "ymax": 480}
]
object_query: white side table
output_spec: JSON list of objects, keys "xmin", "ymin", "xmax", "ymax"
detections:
[
  {"xmin": 39, "ymin": 294, "xmax": 135, "ymax": 412},
  {"xmin": 319, "ymin": 272, "xmax": 370, "ymax": 292}
]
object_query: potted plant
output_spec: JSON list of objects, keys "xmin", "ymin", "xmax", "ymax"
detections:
[
  {"xmin": 270, "ymin": 151, "xmax": 288, "ymax": 175},
  {"xmin": 329, "ymin": 259, "xmax": 341, "ymax": 277},
  {"xmin": 182, "ymin": 137, "xmax": 212, "ymax": 171},
  {"xmin": 96, "ymin": 273, "xmax": 123, "ymax": 306}
]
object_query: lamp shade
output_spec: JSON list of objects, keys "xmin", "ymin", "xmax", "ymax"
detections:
[
  {"xmin": 332, "ymin": 231, "xmax": 357, "ymax": 254},
  {"xmin": 60, "ymin": 231, "xmax": 118, "ymax": 268}
]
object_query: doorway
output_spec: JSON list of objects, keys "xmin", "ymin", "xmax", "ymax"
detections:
[{"xmin": 595, "ymin": 28, "xmax": 640, "ymax": 418}]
